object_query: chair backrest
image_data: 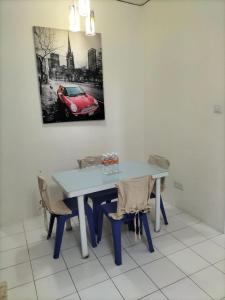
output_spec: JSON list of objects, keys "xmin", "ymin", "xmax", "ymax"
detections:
[
  {"xmin": 148, "ymin": 154, "xmax": 170, "ymax": 170},
  {"xmin": 37, "ymin": 175, "xmax": 52, "ymax": 212},
  {"xmin": 77, "ymin": 155, "xmax": 102, "ymax": 169},
  {"xmin": 109, "ymin": 176, "xmax": 155, "ymax": 220},
  {"xmin": 148, "ymin": 154, "xmax": 170, "ymax": 191}
]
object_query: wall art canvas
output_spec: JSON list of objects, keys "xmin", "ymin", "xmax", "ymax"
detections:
[{"xmin": 33, "ymin": 26, "xmax": 105, "ymax": 123}]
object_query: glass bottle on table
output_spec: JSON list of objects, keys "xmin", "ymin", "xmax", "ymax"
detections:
[
  {"xmin": 114, "ymin": 152, "xmax": 119, "ymax": 173},
  {"xmin": 107, "ymin": 153, "xmax": 113, "ymax": 174},
  {"xmin": 102, "ymin": 154, "xmax": 108, "ymax": 174}
]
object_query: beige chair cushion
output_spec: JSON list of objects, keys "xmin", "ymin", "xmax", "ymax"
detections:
[
  {"xmin": 38, "ymin": 175, "xmax": 72, "ymax": 216},
  {"xmin": 148, "ymin": 154, "xmax": 170, "ymax": 192},
  {"xmin": 49, "ymin": 200, "xmax": 72, "ymax": 215},
  {"xmin": 77, "ymin": 156, "xmax": 102, "ymax": 169},
  {"xmin": 109, "ymin": 176, "xmax": 155, "ymax": 220},
  {"xmin": 0, "ymin": 282, "xmax": 7, "ymax": 300}
]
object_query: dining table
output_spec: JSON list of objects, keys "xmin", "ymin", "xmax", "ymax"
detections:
[{"xmin": 52, "ymin": 161, "xmax": 168, "ymax": 258}]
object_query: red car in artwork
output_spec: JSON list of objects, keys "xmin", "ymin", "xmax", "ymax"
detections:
[{"xmin": 57, "ymin": 85, "xmax": 99, "ymax": 119}]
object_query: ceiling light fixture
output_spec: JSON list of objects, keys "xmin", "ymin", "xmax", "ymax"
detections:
[
  {"xmin": 116, "ymin": 0, "xmax": 151, "ymax": 6},
  {"xmin": 78, "ymin": 0, "xmax": 90, "ymax": 16},
  {"xmin": 69, "ymin": 3, "xmax": 80, "ymax": 32},
  {"xmin": 69, "ymin": 0, "xmax": 96, "ymax": 36},
  {"xmin": 85, "ymin": 10, "xmax": 95, "ymax": 36}
]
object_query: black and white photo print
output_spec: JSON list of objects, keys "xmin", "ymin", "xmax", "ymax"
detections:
[{"xmin": 33, "ymin": 26, "xmax": 105, "ymax": 123}]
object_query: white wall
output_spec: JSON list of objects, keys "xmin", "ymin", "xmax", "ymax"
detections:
[
  {"xmin": 143, "ymin": 0, "xmax": 225, "ymax": 231},
  {"xmin": 0, "ymin": 0, "xmax": 144, "ymax": 225}
]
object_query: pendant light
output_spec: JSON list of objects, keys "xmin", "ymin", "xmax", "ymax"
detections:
[
  {"xmin": 78, "ymin": 0, "xmax": 90, "ymax": 17},
  {"xmin": 85, "ymin": 10, "xmax": 96, "ymax": 36},
  {"xmin": 69, "ymin": 2, "xmax": 80, "ymax": 32},
  {"xmin": 69, "ymin": 0, "xmax": 96, "ymax": 36}
]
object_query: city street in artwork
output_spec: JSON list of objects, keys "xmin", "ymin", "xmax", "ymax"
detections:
[{"xmin": 33, "ymin": 26, "xmax": 105, "ymax": 123}]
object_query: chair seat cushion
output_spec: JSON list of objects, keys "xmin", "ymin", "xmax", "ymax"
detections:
[
  {"xmin": 101, "ymin": 202, "xmax": 135, "ymax": 223},
  {"xmin": 50, "ymin": 200, "xmax": 72, "ymax": 215}
]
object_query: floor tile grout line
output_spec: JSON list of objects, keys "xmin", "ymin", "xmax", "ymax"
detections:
[
  {"xmin": 63, "ymin": 255, "xmax": 96, "ymax": 270},
  {"xmin": 141, "ymin": 237, "xmax": 225, "ymax": 284},
  {"xmin": 65, "ymin": 228, "xmax": 119, "ymax": 298},
  {"xmin": 167, "ymin": 222, "xmax": 222, "ymax": 241},
  {"xmin": 0, "ymin": 259, "xmax": 31, "ymax": 272},
  {"xmin": 142, "ymin": 261, "xmax": 214, "ymax": 300},
  {"xmin": 123, "ymin": 245, "xmax": 167, "ymax": 269},
  {"xmin": 89, "ymin": 236, "xmax": 126, "ymax": 300},
  {"xmin": 0, "ymin": 242, "xmax": 27, "ymax": 252},
  {"xmin": 158, "ymin": 288, "xmax": 170, "ymax": 300},
  {"xmin": 0, "ymin": 244, "xmax": 30, "ymax": 254},
  {"xmin": 138, "ymin": 230, "xmax": 223, "ymax": 300},
  {"xmin": 152, "ymin": 225, "xmax": 225, "ymax": 261},
  {"xmin": 22, "ymin": 222, "xmax": 39, "ymax": 300},
  {"xmin": 57, "ymin": 292, "xmax": 79, "ymax": 300},
  {"xmin": 0, "ymin": 230, "xmax": 25, "ymax": 240},
  {"xmin": 138, "ymin": 288, "xmax": 170, "ymax": 300},
  {"xmin": 213, "ymin": 257, "xmax": 225, "ymax": 266},
  {"xmin": 189, "ymin": 246, "xmax": 224, "ymax": 265},
  {"xmin": 33, "ymin": 265, "xmax": 69, "ymax": 282},
  {"xmin": 60, "ymin": 249, "xmax": 81, "ymax": 299},
  {"xmin": 77, "ymin": 277, "xmax": 111, "ymax": 295},
  {"xmin": 152, "ymin": 234, "xmax": 225, "ymax": 298},
  {"xmin": 5, "ymin": 280, "xmax": 34, "ymax": 292},
  {"xmin": 140, "ymin": 263, "xmax": 167, "ymax": 291},
  {"xmin": 186, "ymin": 274, "xmax": 214, "ymax": 300}
]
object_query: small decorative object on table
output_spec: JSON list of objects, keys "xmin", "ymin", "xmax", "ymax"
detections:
[{"xmin": 101, "ymin": 152, "xmax": 119, "ymax": 174}]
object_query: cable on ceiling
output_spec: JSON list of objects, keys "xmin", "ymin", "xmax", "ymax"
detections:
[{"xmin": 116, "ymin": 0, "xmax": 151, "ymax": 6}]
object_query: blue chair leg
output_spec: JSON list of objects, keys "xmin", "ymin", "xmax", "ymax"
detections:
[
  {"xmin": 111, "ymin": 221, "xmax": 122, "ymax": 265},
  {"xmin": 140, "ymin": 214, "xmax": 154, "ymax": 253},
  {"xmin": 160, "ymin": 196, "xmax": 168, "ymax": 225},
  {"xmin": 85, "ymin": 205, "xmax": 97, "ymax": 248},
  {"xmin": 54, "ymin": 216, "xmax": 67, "ymax": 259},
  {"xmin": 93, "ymin": 199, "xmax": 115, "ymax": 234},
  {"xmin": 92, "ymin": 201, "xmax": 100, "ymax": 234},
  {"xmin": 97, "ymin": 209, "xmax": 104, "ymax": 243},
  {"xmin": 127, "ymin": 220, "xmax": 135, "ymax": 232},
  {"xmin": 47, "ymin": 214, "xmax": 55, "ymax": 240}
]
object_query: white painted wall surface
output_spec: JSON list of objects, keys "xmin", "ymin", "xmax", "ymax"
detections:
[
  {"xmin": 0, "ymin": 0, "xmax": 144, "ymax": 225},
  {"xmin": 143, "ymin": 0, "xmax": 225, "ymax": 231}
]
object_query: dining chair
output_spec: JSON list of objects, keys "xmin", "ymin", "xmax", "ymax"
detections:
[
  {"xmin": 37, "ymin": 175, "xmax": 97, "ymax": 259},
  {"xmin": 77, "ymin": 156, "xmax": 118, "ymax": 233},
  {"xmin": 148, "ymin": 154, "xmax": 169, "ymax": 225},
  {"xmin": 97, "ymin": 176, "xmax": 155, "ymax": 265}
]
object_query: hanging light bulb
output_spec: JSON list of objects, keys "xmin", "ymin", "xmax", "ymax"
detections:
[
  {"xmin": 69, "ymin": 2, "xmax": 80, "ymax": 32},
  {"xmin": 78, "ymin": 0, "xmax": 90, "ymax": 17},
  {"xmin": 85, "ymin": 10, "xmax": 96, "ymax": 36}
]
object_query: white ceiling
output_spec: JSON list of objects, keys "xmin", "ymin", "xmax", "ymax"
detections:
[{"xmin": 116, "ymin": 0, "xmax": 150, "ymax": 6}]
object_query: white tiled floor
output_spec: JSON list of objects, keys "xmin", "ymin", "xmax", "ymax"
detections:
[{"xmin": 0, "ymin": 202, "xmax": 225, "ymax": 300}]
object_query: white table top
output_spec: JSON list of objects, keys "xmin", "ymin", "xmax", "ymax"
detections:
[{"xmin": 52, "ymin": 161, "xmax": 168, "ymax": 197}]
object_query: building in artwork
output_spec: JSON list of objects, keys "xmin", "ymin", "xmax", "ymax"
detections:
[
  {"xmin": 88, "ymin": 48, "xmax": 97, "ymax": 72},
  {"xmin": 97, "ymin": 48, "xmax": 102, "ymax": 71},
  {"xmin": 48, "ymin": 53, "xmax": 60, "ymax": 79},
  {"xmin": 49, "ymin": 53, "xmax": 60, "ymax": 69},
  {"xmin": 66, "ymin": 33, "xmax": 75, "ymax": 71}
]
